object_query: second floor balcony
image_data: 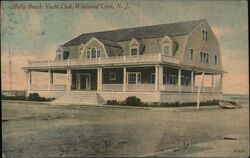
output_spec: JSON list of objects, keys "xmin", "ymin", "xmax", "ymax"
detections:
[{"xmin": 26, "ymin": 54, "xmax": 180, "ymax": 69}]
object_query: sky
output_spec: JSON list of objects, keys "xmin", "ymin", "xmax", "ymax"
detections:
[{"xmin": 1, "ymin": 0, "xmax": 248, "ymax": 94}]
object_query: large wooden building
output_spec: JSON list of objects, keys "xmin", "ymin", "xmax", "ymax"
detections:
[{"xmin": 23, "ymin": 19, "xmax": 224, "ymax": 104}]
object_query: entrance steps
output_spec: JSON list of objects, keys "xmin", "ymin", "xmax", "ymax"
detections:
[{"xmin": 52, "ymin": 91, "xmax": 105, "ymax": 105}]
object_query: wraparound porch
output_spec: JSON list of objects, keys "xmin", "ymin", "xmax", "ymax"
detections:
[{"xmin": 26, "ymin": 65, "xmax": 223, "ymax": 96}]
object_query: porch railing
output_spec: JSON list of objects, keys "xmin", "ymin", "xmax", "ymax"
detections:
[
  {"xmin": 27, "ymin": 54, "xmax": 180, "ymax": 68},
  {"xmin": 51, "ymin": 84, "xmax": 67, "ymax": 91},
  {"xmin": 126, "ymin": 84, "xmax": 155, "ymax": 92},
  {"xmin": 102, "ymin": 84, "xmax": 123, "ymax": 92},
  {"xmin": 30, "ymin": 84, "xmax": 48, "ymax": 91}
]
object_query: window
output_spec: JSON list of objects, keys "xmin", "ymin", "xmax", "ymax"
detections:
[
  {"xmin": 127, "ymin": 72, "xmax": 141, "ymax": 84},
  {"xmin": 167, "ymin": 75, "xmax": 177, "ymax": 84},
  {"xmin": 131, "ymin": 48, "xmax": 138, "ymax": 56},
  {"xmin": 91, "ymin": 48, "xmax": 96, "ymax": 58},
  {"xmin": 163, "ymin": 74, "xmax": 167, "ymax": 84},
  {"xmin": 200, "ymin": 52, "xmax": 203, "ymax": 62},
  {"xmin": 215, "ymin": 55, "xmax": 217, "ymax": 65},
  {"xmin": 163, "ymin": 46, "xmax": 170, "ymax": 56},
  {"xmin": 151, "ymin": 73, "xmax": 155, "ymax": 83},
  {"xmin": 128, "ymin": 73, "xmax": 136, "ymax": 84},
  {"xmin": 57, "ymin": 53, "xmax": 62, "ymax": 60},
  {"xmin": 86, "ymin": 48, "xmax": 101, "ymax": 59},
  {"xmin": 190, "ymin": 49, "xmax": 193, "ymax": 60},
  {"xmin": 109, "ymin": 72, "xmax": 116, "ymax": 81},
  {"xmin": 87, "ymin": 50, "xmax": 91, "ymax": 59},
  {"xmin": 200, "ymin": 51, "xmax": 209, "ymax": 63},
  {"xmin": 97, "ymin": 50, "xmax": 101, "ymax": 57},
  {"xmin": 202, "ymin": 30, "xmax": 208, "ymax": 41}
]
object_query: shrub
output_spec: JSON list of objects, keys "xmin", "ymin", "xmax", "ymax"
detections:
[
  {"xmin": 106, "ymin": 100, "xmax": 119, "ymax": 105},
  {"xmin": 27, "ymin": 93, "xmax": 54, "ymax": 102},
  {"xmin": 125, "ymin": 96, "xmax": 142, "ymax": 106}
]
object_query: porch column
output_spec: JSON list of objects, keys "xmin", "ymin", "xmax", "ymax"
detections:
[
  {"xmin": 123, "ymin": 67, "xmax": 126, "ymax": 92},
  {"xmin": 155, "ymin": 65, "xmax": 159, "ymax": 91},
  {"xmin": 97, "ymin": 68, "xmax": 102, "ymax": 92},
  {"xmin": 26, "ymin": 70, "xmax": 31, "ymax": 97},
  {"xmin": 158, "ymin": 65, "xmax": 163, "ymax": 91},
  {"xmin": 211, "ymin": 74, "xmax": 214, "ymax": 87},
  {"xmin": 220, "ymin": 73, "xmax": 223, "ymax": 93},
  {"xmin": 178, "ymin": 68, "xmax": 181, "ymax": 93},
  {"xmin": 48, "ymin": 70, "xmax": 53, "ymax": 91},
  {"xmin": 191, "ymin": 70, "xmax": 194, "ymax": 92},
  {"xmin": 100, "ymin": 68, "xmax": 102, "ymax": 91},
  {"xmin": 67, "ymin": 69, "xmax": 72, "ymax": 91}
]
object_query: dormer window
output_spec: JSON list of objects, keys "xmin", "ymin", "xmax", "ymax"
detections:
[
  {"xmin": 129, "ymin": 38, "xmax": 140, "ymax": 56},
  {"xmin": 57, "ymin": 52, "xmax": 63, "ymax": 60},
  {"xmin": 86, "ymin": 47, "xmax": 101, "ymax": 59},
  {"xmin": 161, "ymin": 36, "xmax": 173, "ymax": 56},
  {"xmin": 131, "ymin": 48, "xmax": 138, "ymax": 56}
]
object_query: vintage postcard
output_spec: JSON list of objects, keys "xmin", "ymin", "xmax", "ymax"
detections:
[{"xmin": 1, "ymin": 0, "xmax": 249, "ymax": 157}]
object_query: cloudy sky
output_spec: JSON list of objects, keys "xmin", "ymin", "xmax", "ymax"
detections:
[{"xmin": 1, "ymin": 0, "xmax": 248, "ymax": 94}]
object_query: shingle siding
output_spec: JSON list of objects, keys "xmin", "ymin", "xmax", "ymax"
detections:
[{"xmin": 181, "ymin": 21, "xmax": 222, "ymax": 71}]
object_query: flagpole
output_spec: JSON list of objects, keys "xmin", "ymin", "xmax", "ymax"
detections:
[{"xmin": 8, "ymin": 41, "xmax": 12, "ymax": 96}]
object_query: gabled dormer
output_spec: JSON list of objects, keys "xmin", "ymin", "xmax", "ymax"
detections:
[
  {"xmin": 161, "ymin": 35, "xmax": 178, "ymax": 57},
  {"xmin": 79, "ymin": 37, "xmax": 108, "ymax": 59},
  {"xmin": 56, "ymin": 46, "xmax": 70, "ymax": 60},
  {"xmin": 129, "ymin": 38, "xmax": 140, "ymax": 56},
  {"xmin": 128, "ymin": 38, "xmax": 145, "ymax": 56}
]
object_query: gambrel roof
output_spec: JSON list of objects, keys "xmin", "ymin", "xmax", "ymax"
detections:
[{"xmin": 63, "ymin": 19, "xmax": 205, "ymax": 46}]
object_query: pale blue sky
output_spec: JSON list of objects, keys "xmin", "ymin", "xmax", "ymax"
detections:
[{"xmin": 1, "ymin": 0, "xmax": 248, "ymax": 94}]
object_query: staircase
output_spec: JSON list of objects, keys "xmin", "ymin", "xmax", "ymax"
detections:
[{"xmin": 52, "ymin": 91, "xmax": 104, "ymax": 105}]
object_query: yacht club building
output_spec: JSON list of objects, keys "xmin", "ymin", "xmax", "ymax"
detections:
[{"xmin": 23, "ymin": 19, "xmax": 224, "ymax": 104}]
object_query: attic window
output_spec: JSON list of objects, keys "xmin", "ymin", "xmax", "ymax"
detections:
[
  {"xmin": 129, "ymin": 38, "xmax": 140, "ymax": 56},
  {"xmin": 202, "ymin": 30, "xmax": 208, "ymax": 41},
  {"xmin": 190, "ymin": 49, "xmax": 193, "ymax": 60},
  {"xmin": 215, "ymin": 55, "xmax": 218, "ymax": 65}
]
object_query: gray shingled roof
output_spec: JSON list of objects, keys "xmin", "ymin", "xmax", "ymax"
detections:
[{"xmin": 63, "ymin": 19, "xmax": 204, "ymax": 46}]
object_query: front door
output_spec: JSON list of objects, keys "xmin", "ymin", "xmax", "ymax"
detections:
[{"xmin": 76, "ymin": 74, "xmax": 91, "ymax": 90}]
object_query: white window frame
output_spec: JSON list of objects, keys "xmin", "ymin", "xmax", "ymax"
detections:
[
  {"xmin": 109, "ymin": 72, "xmax": 116, "ymax": 81},
  {"xmin": 130, "ymin": 47, "xmax": 139, "ymax": 56},
  {"xmin": 127, "ymin": 72, "xmax": 141, "ymax": 84},
  {"xmin": 86, "ymin": 47, "xmax": 101, "ymax": 59},
  {"xmin": 202, "ymin": 29, "xmax": 208, "ymax": 41}
]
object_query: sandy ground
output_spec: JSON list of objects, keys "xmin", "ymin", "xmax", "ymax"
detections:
[{"xmin": 2, "ymin": 100, "xmax": 249, "ymax": 157}]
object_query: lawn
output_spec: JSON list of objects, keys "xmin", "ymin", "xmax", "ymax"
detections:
[{"xmin": 2, "ymin": 100, "xmax": 249, "ymax": 157}]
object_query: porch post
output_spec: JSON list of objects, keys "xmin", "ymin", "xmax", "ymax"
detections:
[
  {"xmin": 97, "ymin": 68, "xmax": 102, "ymax": 92},
  {"xmin": 211, "ymin": 74, "xmax": 214, "ymax": 87},
  {"xmin": 220, "ymin": 73, "xmax": 223, "ymax": 93},
  {"xmin": 26, "ymin": 70, "xmax": 31, "ymax": 97},
  {"xmin": 158, "ymin": 65, "xmax": 163, "ymax": 90},
  {"xmin": 48, "ymin": 70, "xmax": 52, "ymax": 91},
  {"xmin": 191, "ymin": 70, "xmax": 194, "ymax": 92},
  {"xmin": 155, "ymin": 65, "xmax": 159, "ymax": 91},
  {"xmin": 178, "ymin": 68, "xmax": 181, "ymax": 92},
  {"xmin": 67, "ymin": 69, "xmax": 71, "ymax": 91},
  {"xmin": 123, "ymin": 67, "xmax": 126, "ymax": 92}
]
